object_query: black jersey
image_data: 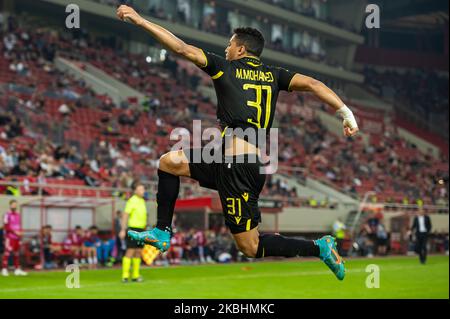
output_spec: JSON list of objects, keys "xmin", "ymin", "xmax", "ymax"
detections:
[{"xmin": 198, "ymin": 50, "xmax": 296, "ymax": 138}]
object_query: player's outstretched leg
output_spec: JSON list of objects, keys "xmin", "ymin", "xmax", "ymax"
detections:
[
  {"xmin": 234, "ymin": 229, "xmax": 345, "ymax": 281},
  {"xmin": 128, "ymin": 151, "xmax": 190, "ymax": 252}
]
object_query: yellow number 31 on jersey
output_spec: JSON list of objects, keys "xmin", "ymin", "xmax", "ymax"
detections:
[{"xmin": 243, "ymin": 84, "xmax": 272, "ymax": 129}]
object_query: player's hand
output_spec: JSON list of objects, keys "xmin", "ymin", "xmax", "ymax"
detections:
[
  {"xmin": 343, "ymin": 122, "xmax": 359, "ymax": 137},
  {"xmin": 116, "ymin": 5, "xmax": 143, "ymax": 26},
  {"xmin": 119, "ymin": 230, "xmax": 126, "ymax": 240},
  {"xmin": 336, "ymin": 105, "xmax": 359, "ymax": 137}
]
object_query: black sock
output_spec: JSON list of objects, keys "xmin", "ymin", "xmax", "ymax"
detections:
[
  {"xmin": 255, "ymin": 234, "xmax": 320, "ymax": 258},
  {"xmin": 156, "ymin": 169, "xmax": 180, "ymax": 231}
]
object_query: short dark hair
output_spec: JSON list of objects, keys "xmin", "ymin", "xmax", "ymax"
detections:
[
  {"xmin": 233, "ymin": 27, "xmax": 265, "ymax": 57},
  {"xmin": 9, "ymin": 200, "xmax": 17, "ymax": 205},
  {"xmin": 132, "ymin": 180, "xmax": 144, "ymax": 191}
]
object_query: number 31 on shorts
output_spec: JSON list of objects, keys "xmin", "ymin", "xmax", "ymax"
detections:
[{"xmin": 226, "ymin": 197, "xmax": 242, "ymax": 216}]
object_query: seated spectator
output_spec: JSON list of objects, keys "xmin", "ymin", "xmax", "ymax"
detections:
[
  {"xmin": 118, "ymin": 109, "xmax": 138, "ymax": 126},
  {"xmin": 97, "ymin": 232, "xmax": 116, "ymax": 267},
  {"xmin": 167, "ymin": 231, "xmax": 185, "ymax": 265},
  {"xmin": 376, "ymin": 222, "xmax": 389, "ymax": 256},
  {"xmin": 65, "ymin": 225, "xmax": 85, "ymax": 265},
  {"xmin": 41, "ymin": 225, "xmax": 59, "ymax": 269},
  {"xmin": 83, "ymin": 226, "xmax": 101, "ymax": 267},
  {"xmin": 9, "ymin": 160, "xmax": 29, "ymax": 176}
]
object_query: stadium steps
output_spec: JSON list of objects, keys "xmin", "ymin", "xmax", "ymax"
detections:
[
  {"xmin": 304, "ymin": 177, "xmax": 358, "ymax": 210},
  {"xmin": 315, "ymin": 108, "xmax": 370, "ymax": 146},
  {"xmin": 272, "ymin": 172, "xmax": 359, "ymax": 212},
  {"xmin": 272, "ymin": 174, "xmax": 332, "ymax": 202},
  {"xmin": 347, "ymin": 84, "xmax": 443, "ymax": 158},
  {"xmin": 54, "ymin": 57, "xmax": 145, "ymax": 106},
  {"xmin": 346, "ymin": 83, "xmax": 393, "ymax": 112}
]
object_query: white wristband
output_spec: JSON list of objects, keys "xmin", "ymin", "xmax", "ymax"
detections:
[{"xmin": 336, "ymin": 105, "xmax": 358, "ymax": 129}]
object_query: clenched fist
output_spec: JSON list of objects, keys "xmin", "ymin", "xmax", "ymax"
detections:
[
  {"xmin": 116, "ymin": 5, "xmax": 143, "ymax": 26},
  {"xmin": 343, "ymin": 123, "xmax": 359, "ymax": 137}
]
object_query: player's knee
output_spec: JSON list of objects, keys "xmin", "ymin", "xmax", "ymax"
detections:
[
  {"xmin": 237, "ymin": 241, "xmax": 258, "ymax": 258},
  {"xmin": 159, "ymin": 153, "xmax": 180, "ymax": 174},
  {"xmin": 159, "ymin": 151, "xmax": 188, "ymax": 176}
]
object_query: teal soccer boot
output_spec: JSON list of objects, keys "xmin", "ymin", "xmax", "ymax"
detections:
[
  {"xmin": 127, "ymin": 228, "xmax": 171, "ymax": 252},
  {"xmin": 314, "ymin": 235, "xmax": 346, "ymax": 281}
]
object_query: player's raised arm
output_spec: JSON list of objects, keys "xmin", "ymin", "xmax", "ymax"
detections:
[
  {"xmin": 288, "ymin": 73, "xmax": 359, "ymax": 137},
  {"xmin": 116, "ymin": 5, "xmax": 206, "ymax": 67}
]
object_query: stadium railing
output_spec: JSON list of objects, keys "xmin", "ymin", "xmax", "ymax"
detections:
[
  {"xmin": 0, "ymin": 180, "xmax": 342, "ymax": 209},
  {"xmin": 0, "ymin": 180, "xmax": 209, "ymax": 199}
]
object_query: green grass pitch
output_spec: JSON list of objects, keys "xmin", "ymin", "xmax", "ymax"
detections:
[{"xmin": 0, "ymin": 255, "xmax": 448, "ymax": 299}]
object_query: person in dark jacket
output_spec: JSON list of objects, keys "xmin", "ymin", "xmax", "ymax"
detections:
[{"xmin": 410, "ymin": 209, "xmax": 432, "ymax": 264}]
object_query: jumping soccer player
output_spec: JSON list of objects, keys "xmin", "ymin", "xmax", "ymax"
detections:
[
  {"xmin": 2, "ymin": 200, "xmax": 27, "ymax": 276},
  {"xmin": 117, "ymin": 5, "xmax": 359, "ymax": 280}
]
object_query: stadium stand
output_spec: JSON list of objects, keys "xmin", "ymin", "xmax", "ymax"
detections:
[
  {"xmin": 260, "ymin": 0, "xmax": 359, "ymax": 33},
  {"xmin": 363, "ymin": 66, "xmax": 449, "ymax": 141},
  {"xmin": 0, "ymin": 18, "xmax": 448, "ymax": 206},
  {"xmin": 88, "ymin": 0, "xmax": 351, "ymax": 71}
]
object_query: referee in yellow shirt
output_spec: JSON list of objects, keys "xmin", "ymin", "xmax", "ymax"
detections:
[{"xmin": 119, "ymin": 181, "xmax": 147, "ymax": 282}]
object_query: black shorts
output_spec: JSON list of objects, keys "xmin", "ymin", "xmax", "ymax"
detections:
[
  {"xmin": 126, "ymin": 227, "xmax": 146, "ymax": 249},
  {"xmin": 185, "ymin": 148, "xmax": 266, "ymax": 234}
]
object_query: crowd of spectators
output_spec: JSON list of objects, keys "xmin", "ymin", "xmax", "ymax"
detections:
[
  {"xmin": 0, "ymin": 22, "xmax": 159, "ymax": 189},
  {"xmin": 3, "ymin": 219, "xmax": 448, "ymax": 269},
  {"xmin": 25, "ymin": 224, "xmax": 117, "ymax": 269},
  {"xmin": 12, "ymin": 223, "xmax": 242, "ymax": 269},
  {"xmin": 158, "ymin": 226, "xmax": 245, "ymax": 266},
  {"xmin": 352, "ymin": 211, "xmax": 449, "ymax": 258},
  {"xmin": 261, "ymin": 0, "xmax": 359, "ymax": 33},
  {"xmin": 89, "ymin": 0, "xmax": 347, "ymax": 70},
  {"xmin": 0, "ymin": 18, "xmax": 448, "ymax": 206},
  {"xmin": 274, "ymin": 98, "xmax": 449, "ymax": 205}
]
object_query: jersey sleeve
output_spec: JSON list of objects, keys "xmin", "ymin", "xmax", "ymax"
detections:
[
  {"xmin": 277, "ymin": 67, "xmax": 297, "ymax": 92},
  {"xmin": 197, "ymin": 49, "xmax": 227, "ymax": 78}
]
